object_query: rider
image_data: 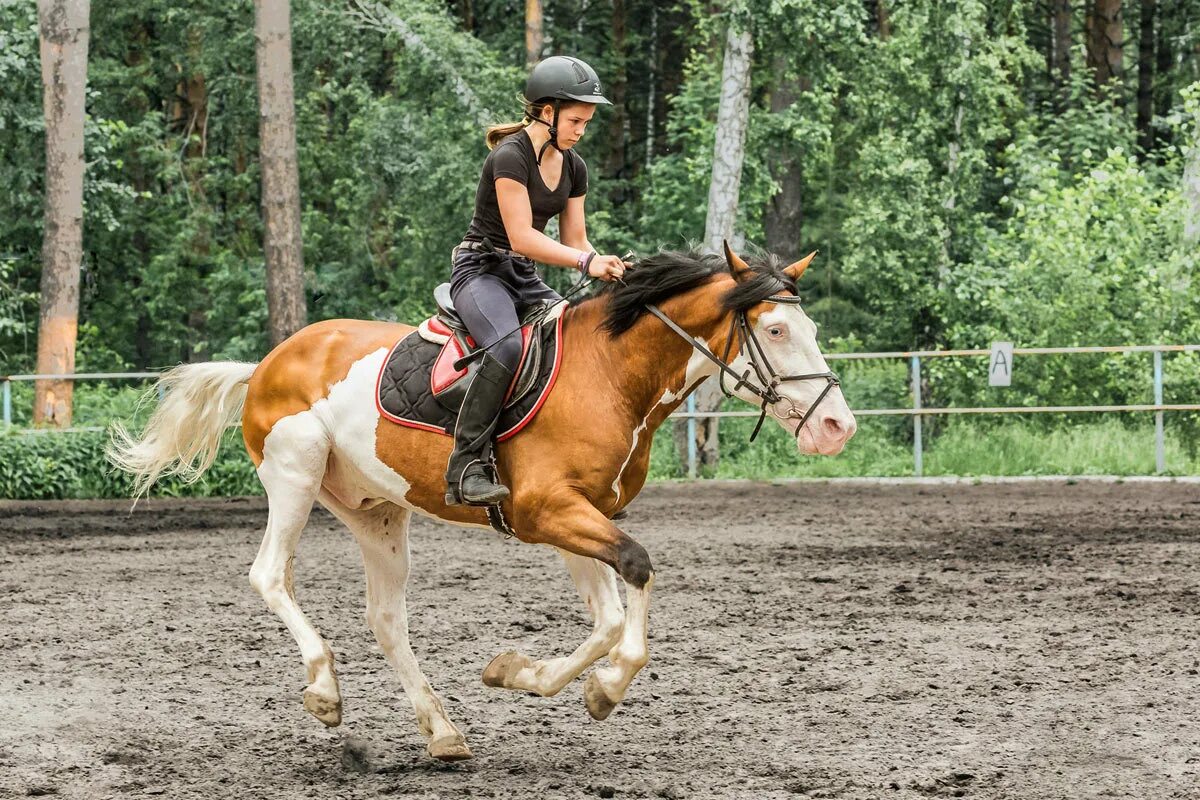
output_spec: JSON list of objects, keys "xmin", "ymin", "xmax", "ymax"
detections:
[{"xmin": 444, "ymin": 55, "xmax": 630, "ymax": 507}]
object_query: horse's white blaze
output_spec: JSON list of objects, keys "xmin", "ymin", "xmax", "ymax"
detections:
[
  {"xmin": 725, "ymin": 306, "xmax": 855, "ymax": 454},
  {"xmin": 611, "ymin": 350, "xmax": 716, "ymax": 503}
]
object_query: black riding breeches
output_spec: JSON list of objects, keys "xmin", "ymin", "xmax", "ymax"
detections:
[{"xmin": 449, "ymin": 248, "xmax": 562, "ymax": 373}]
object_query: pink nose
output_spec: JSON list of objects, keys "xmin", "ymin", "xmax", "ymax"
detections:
[{"xmin": 821, "ymin": 414, "xmax": 855, "ymax": 441}]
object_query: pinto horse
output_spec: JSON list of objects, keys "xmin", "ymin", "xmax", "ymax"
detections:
[{"xmin": 108, "ymin": 243, "xmax": 856, "ymax": 761}]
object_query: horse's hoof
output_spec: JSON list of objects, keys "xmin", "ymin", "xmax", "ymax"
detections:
[
  {"xmin": 482, "ymin": 650, "xmax": 533, "ymax": 689},
  {"xmin": 303, "ymin": 687, "xmax": 343, "ymax": 727},
  {"xmin": 583, "ymin": 673, "xmax": 618, "ymax": 721},
  {"xmin": 428, "ymin": 735, "xmax": 473, "ymax": 761}
]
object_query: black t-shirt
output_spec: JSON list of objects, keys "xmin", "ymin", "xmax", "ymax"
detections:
[{"xmin": 463, "ymin": 128, "xmax": 588, "ymax": 251}]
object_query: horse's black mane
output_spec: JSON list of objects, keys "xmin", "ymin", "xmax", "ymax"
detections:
[{"xmin": 589, "ymin": 248, "xmax": 799, "ymax": 336}]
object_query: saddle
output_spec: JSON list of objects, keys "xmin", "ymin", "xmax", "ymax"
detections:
[
  {"xmin": 375, "ymin": 283, "xmax": 567, "ymax": 441},
  {"xmin": 425, "ymin": 283, "xmax": 554, "ymax": 412}
]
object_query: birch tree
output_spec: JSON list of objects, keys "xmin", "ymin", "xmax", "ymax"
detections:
[
  {"xmin": 682, "ymin": 15, "xmax": 753, "ymax": 472},
  {"xmin": 255, "ymin": 0, "xmax": 307, "ymax": 347},
  {"xmin": 1183, "ymin": 82, "xmax": 1200, "ymax": 246},
  {"xmin": 34, "ymin": 0, "xmax": 89, "ymax": 427}
]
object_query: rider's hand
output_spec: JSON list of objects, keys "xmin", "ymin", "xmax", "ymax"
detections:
[{"xmin": 588, "ymin": 254, "xmax": 630, "ymax": 282}]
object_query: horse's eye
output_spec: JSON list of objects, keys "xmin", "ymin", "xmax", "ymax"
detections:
[{"xmin": 767, "ymin": 327, "xmax": 784, "ymax": 338}]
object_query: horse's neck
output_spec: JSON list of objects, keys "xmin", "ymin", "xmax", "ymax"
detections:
[{"xmin": 577, "ymin": 281, "xmax": 733, "ymax": 429}]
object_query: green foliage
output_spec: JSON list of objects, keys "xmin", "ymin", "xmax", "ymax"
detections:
[
  {"xmin": 4, "ymin": 0, "xmax": 1200, "ymax": 493},
  {"xmin": 0, "ymin": 425, "xmax": 261, "ymax": 500}
]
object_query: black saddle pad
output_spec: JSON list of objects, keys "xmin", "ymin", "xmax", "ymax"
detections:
[{"xmin": 375, "ymin": 314, "xmax": 564, "ymax": 441}]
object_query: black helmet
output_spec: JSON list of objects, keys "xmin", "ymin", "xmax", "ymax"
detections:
[{"xmin": 524, "ymin": 56, "xmax": 612, "ymax": 106}]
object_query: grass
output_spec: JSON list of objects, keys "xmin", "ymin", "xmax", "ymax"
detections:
[
  {"xmin": 647, "ymin": 415, "xmax": 1200, "ymax": 480},
  {"xmin": 3, "ymin": 383, "xmax": 1197, "ymax": 500}
]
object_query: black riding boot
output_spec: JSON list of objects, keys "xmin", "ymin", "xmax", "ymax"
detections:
[{"xmin": 444, "ymin": 352, "xmax": 515, "ymax": 506}]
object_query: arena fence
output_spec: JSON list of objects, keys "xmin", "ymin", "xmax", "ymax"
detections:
[{"xmin": 4, "ymin": 344, "xmax": 1200, "ymax": 478}]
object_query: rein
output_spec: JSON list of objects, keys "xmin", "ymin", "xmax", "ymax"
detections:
[{"xmin": 644, "ymin": 297, "xmax": 840, "ymax": 443}]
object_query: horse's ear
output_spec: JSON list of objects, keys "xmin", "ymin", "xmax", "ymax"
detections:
[
  {"xmin": 783, "ymin": 251, "xmax": 817, "ymax": 281},
  {"xmin": 723, "ymin": 240, "xmax": 753, "ymax": 282}
]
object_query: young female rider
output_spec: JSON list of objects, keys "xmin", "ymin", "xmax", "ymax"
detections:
[{"xmin": 444, "ymin": 55, "xmax": 629, "ymax": 507}]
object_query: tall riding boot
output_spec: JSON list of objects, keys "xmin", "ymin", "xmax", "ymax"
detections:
[{"xmin": 444, "ymin": 352, "xmax": 515, "ymax": 506}]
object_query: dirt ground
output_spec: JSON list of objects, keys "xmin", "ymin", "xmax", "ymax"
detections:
[{"xmin": 2, "ymin": 480, "xmax": 1199, "ymax": 800}]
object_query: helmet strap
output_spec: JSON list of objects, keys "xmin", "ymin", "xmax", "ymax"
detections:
[{"xmin": 531, "ymin": 99, "xmax": 562, "ymax": 165}]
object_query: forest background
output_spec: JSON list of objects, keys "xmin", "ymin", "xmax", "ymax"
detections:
[{"xmin": 2, "ymin": 0, "xmax": 1200, "ymax": 498}]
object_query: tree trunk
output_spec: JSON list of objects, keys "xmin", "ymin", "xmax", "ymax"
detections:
[
  {"xmin": 876, "ymin": 0, "xmax": 891, "ymax": 41},
  {"xmin": 764, "ymin": 66, "xmax": 807, "ymax": 259},
  {"xmin": 1136, "ymin": 0, "xmax": 1156, "ymax": 154},
  {"xmin": 676, "ymin": 20, "xmax": 753, "ymax": 474},
  {"xmin": 34, "ymin": 0, "xmax": 90, "ymax": 428},
  {"xmin": 606, "ymin": 0, "xmax": 628, "ymax": 186},
  {"xmin": 255, "ymin": 0, "xmax": 307, "ymax": 348},
  {"xmin": 1085, "ymin": 0, "xmax": 1124, "ymax": 92},
  {"xmin": 525, "ymin": 0, "xmax": 543, "ymax": 70},
  {"xmin": 1051, "ymin": 0, "xmax": 1072, "ymax": 98},
  {"xmin": 644, "ymin": 3, "xmax": 658, "ymax": 170},
  {"xmin": 459, "ymin": 0, "xmax": 475, "ymax": 33},
  {"xmin": 1183, "ymin": 89, "xmax": 1200, "ymax": 246}
]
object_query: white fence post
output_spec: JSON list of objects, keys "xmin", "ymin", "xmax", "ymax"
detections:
[
  {"xmin": 2, "ymin": 379, "xmax": 10, "ymax": 427},
  {"xmin": 1154, "ymin": 350, "xmax": 1165, "ymax": 473},
  {"xmin": 686, "ymin": 394, "xmax": 697, "ymax": 479},
  {"xmin": 911, "ymin": 355, "xmax": 923, "ymax": 477}
]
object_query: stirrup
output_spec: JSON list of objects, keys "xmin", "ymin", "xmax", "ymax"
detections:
[{"xmin": 445, "ymin": 459, "xmax": 509, "ymax": 507}]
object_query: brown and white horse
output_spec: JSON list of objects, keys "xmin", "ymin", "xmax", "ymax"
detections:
[{"xmin": 108, "ymin": 244, "xmax": 855, "ymax": 761}]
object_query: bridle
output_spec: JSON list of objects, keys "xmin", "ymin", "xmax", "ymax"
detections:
[{"xmin": 645, "ymin": 295, "xmax": 841, "ymax": 443}]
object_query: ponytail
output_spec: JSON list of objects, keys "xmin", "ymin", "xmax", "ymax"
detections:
[
  {"xmin": 485, "ymin": 97, "xmax": 553, "ymax": 149},
  {"xmin": 485, "ymin": 120, "xmax": 528, "ymax": 149}
]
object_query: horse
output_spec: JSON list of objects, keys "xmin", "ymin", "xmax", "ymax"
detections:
[{"xmin": 107, "ymin": 242, "xmax": 856, "ymax": 761}]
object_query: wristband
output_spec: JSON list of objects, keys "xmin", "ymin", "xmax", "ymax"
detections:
[{"xmin": 579, "ymin": 251, "xmax": 596, "ymax": 275}]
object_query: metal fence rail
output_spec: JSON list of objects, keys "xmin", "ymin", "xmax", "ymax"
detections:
[
  {"xmin": 671, "ymin": 344, "xmax": 1199, "ymax": 477},
  {"xmin": 4, "ymin": 344, "xmax": 1198, "ymax": 477}
]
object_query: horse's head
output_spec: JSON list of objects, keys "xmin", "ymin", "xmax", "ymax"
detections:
[{"xmin": 721, "ymin": 242, "xmax": 856, "ymax": 456}]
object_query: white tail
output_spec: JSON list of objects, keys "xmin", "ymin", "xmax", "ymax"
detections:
[{"xmin": 107, "ymin": 361, "xmax": 259, "ymax": 498}]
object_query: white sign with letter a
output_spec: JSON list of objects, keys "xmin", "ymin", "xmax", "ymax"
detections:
[{"xmin": 989, "ymin": 342, "xmax": 1013, "ymax": 387}]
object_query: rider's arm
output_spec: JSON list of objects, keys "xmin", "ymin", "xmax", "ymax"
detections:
[
  {"xmin": 496, "ymin": 178, "xmax": 587, "ymax": 269},
  {"xmin": 559, "ymin": 195, "xmax": 593, "ymax": 255}
]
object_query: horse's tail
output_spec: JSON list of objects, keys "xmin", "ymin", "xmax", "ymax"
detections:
[{"xmin": 106, "ymin": 361, "xmax": 259, "ymax": 498}]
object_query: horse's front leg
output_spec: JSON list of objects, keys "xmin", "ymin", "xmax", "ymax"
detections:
[
  {"xmin": 483, "ymin": 549, "xmax": 625, "ymax": 696},
  {"xmin": 488, "ymin": 495, "xmax": 655, "ymax": 720},
  {"xmin": 584, "ymin": 571, "xmax": 654, "ymax": 720}
]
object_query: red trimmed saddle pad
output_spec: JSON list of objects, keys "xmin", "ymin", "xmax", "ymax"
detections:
[{"xmin": 375, "ymin": 313, "xmax": 564, "ymax": 441}]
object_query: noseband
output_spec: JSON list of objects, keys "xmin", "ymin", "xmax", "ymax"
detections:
[{"xmin": 645, "ymin": 295, "xmax": 840, "ymax": 442}]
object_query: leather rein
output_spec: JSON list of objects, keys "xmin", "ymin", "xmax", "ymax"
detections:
[{"xmin": 645, "ymin": 295, "xmax": 840, "ymax": 443}]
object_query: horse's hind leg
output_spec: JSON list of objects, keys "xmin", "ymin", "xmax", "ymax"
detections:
[
  {"xmin": 482, "ymin": 550, "xmax": 625, "ymax": 696},
  {"xmin": 249, "ymin": 415, "xmax": 342, "ymax": 726},
  {"xmin": 318, "ymin": 493, "xmax": 472, "ymax": 762}
]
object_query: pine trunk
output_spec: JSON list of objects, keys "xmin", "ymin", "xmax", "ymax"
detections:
[
  {"xmin": 525, "ymin": 0, "xmax": 543, "ymax": 70},
  {"xmin": 1051, "ymin": 0, "xmax": 1072, "ymax": 98},
  {"xmin": 34, "ymin": 0, "xmax": 90, "ymax": 428},
  {"xmin": 764, "ymin": 67, "xmax": 806, "ymax": 259},
  {"xmin": 876, "ymin": 0, "xmax": 891, "ymax": 40},
  {"xmin": 255, "ymin": 0, "xmax": 307, "ymax": 348},
  {"xmin": 1086, "ymin": 0, "xmax": 1124, "ymax": 92},
  {"xmin": 606, "ymin": 0, "xmax": 628, "ymax": 186},
  {"xmin": 1136, "ymin": 0, "xmax": 1155, "ymax": 154}
]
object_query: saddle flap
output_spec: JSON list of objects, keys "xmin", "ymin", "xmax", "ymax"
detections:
[
  {"xmin": 430, "ymin": 325, "xmax": 533, "ymax": 405},
  {"xmin": 431, "ymin": 335, "xmax": 469, "ymax": 395}
]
